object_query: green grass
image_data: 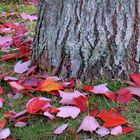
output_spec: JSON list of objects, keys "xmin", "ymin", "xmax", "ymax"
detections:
[{"xmin": 0, "ymin": 2, "xmax": 140, "ymax": 140}]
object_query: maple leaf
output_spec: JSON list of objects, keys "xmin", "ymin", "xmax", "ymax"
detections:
[
  {"xmin": 57, "ymin": 106, "xmax": 80, "ymax": 119},
  {"xmin": 0, "ymin": 36, "xmax": 13, "ymax": 48},
  {"xmin": 59, "ymin": 90, "xmax": 83, "ymax": 105},
  {"xmin": 0, "ymin": 128, "xmax": 10, "ymax": 140},
  {"xmin": 0, "ymin": 87, "xmax": 3, "ymax": 94},
  {"xmin": 77, "ymin": 116, "xmax": 100, "ymax": 132},
  {"xmin": 95, "ymin": 127, "xmax": 110, "ymax": 137},
  {"xmin": 0, "ymin": 97, "xmax": 4, "ymax": 108},
  {"xmin": 97, "ymin": 108, "xmax": 128, "ymax": 127},
  {"xmin": 89, "ymin": 106, "xmax": 100, "ymax": 117},
  {"xmin": 54, "ymin": 124, "xmax": 68, "ymax": 135},
  {"xmin": 14, "ymin": 122, "xmax": 27, "ymax": 128},
  {"xmin": 0, "ymin": 119, "xmax": 6, "ymax": 130},
  {"xmin": 83, "ymin": 84, "xmax": 116, "ymax": 100},
  {"xmin": 44, "ymin": 111, "xmax": 55, "ymax": 120},
  {"xmin": 126, "ymin": 86, "xmax": 140, "ymax": 97},
  {"xmin": 129, "ymin": 73, "xmax": 140, "ymax": 86},
  {"xmin": 122, "ymin": 126, "xmax": 133, "ymax": 134},
  {"xmin": 110, "ymin": 126, "xmax": 122, "ymax": 136},
  {"xmin": 20, "ymin": 13, "xmax": 37, "ymax": 21},
  {"xmin": 14, "ymin": 60, "xmax": 31, "ymax": 74},
  {"xmin": 37, "ymin": 78, "xmax": 63, "ymax": 92},
  {"xmin": 115, "ymin": 88, "xmax": 132, "ymax": 104},
  {"xmin": 26, "ymin": 97, "xmax": 50, "ymax": 114},
  {"xmin": 8, "ymin": 81, "xmax": 24, "ymax": 90},
  {"xmin": 73, "ymin": 95, "xmax": 89, "ymax": 112}
]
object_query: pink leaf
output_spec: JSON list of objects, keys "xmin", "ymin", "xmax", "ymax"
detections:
[
  {"xmin": 110, "ymin": 126, "xmax": 122, "ymax": 136},
  {"xmin": 0, "ymin": 128, "xmax": 10, "ymax": 140},
  {"xmin": 77, "ymin": 116, "xmax": 100, "ymax": 132},
  {"xmin": 20, "ymin": 13, "xmax": 37, "ymax": 21},
  {"xmin": 126, "ymin": 86, "xmax": 140, "ymax": 97},
  {"xmin": 8, "ymin": 81, "xmax": 24, "ymax": 90},
  {"xmin": 93, "ymin": 84, "xmax": 110, "ymax": 94},
  {"xmin": 14, "ymin": 122, "xmax": 27, "ymax": 127},
  {"xmin": 0, "ymin": 36, "xmax": 13, "ymax": 48},
  {"xmin": 54, "ymin": 124, "xmax": 68, "ymax": 135},
  {"xmin": 0, "ymin": 98, "xmax": 4, "ymax": 108},
  {"xmin": 59, "ymin": 90, "xmax": 83, "ymax": 105},
  {"xmin": 57, "ymin": 106, "xmax": 80, "ymax": 119},
  {"xmin": 14, "ymin": 60, "xmax": 31, "ymax": 74},
  {"xmin": 95, "ymin": 127, "xmax": 110, "ymax": 137},
  {"xmin": 44, "ymin": 111, "xmax": 55, "ymax": 120}
]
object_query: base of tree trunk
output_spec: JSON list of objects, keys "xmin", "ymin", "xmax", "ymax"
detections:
[{"xmin": 32, "ymin": 0, "xmax": 140, "ymax": 82}]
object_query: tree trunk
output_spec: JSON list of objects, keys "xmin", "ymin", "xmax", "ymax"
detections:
[{"xmin": 32, "ymin": 0, "xmax": 140, "ymax": 82}]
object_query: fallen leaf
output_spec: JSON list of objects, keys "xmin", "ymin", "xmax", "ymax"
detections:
[
  {"xmin": 59, "ymin": 90, "xmax": 82, "ymax": 105},
  {"xmin": 77, "ymin": 116, "xmax": 100, "ymax": 132},
  {"xmin": 126, "ymin": 86, "xmax": 140, "ymax": 97},
  {"xmin": 93, "ymin": 84, "xmax": 110, "ymax": 94},
  {"xmin": 44, "ymin": 111, "xmax": 55, "ymax": 120},
  {"xmin": 0, "ymin": 36, "xmax": 13, "ymax": 48},
  {"xmin": 73, "ymin": 95, "xmax": 89, "ymax": 112},
  {"xmin": 57, "ymin": 106, "xmax": 80, "ymax": 119},
  {"xmin": 26, "ymin": 97, "xmax": 49, "ymax": 114},
  {"xmin": 37, "ymin": 78, "xmax": 63, "ymax": 92},
  {"xmin": 95, "ymin": 127, "xmax": 110, "ymax": 137},
  {"xmin": 54, "ymin": 124, "xmax": 68, "ymax": 135},
  {"xmin": 8, "ymin": 81, "xmax": 24, "ymax": 90},
  {"xmin": 0, "ymin": 128, "xmax": 10, "ymax": 140},
  {"xmin": 14, "ymin": 60, "xmax": 31, "ymax": 74},
  {"xmin": 116, "ymin": 88, "xmax": 132, "ymax": 104},
  {"xmin": 110, "ymin": 126, "xmax": 122, "ymax": 136},
  {"xmin": 0, "ymin": 87, "xmax": 3, "ymax": 94},
  {"xmin": 0, "ymin": 119, "xmax": 6, "ymax": 130},
  {"xmin": 20, "ymin": 13, "xmax": 37, "ymax": 21},
  {"xmin": 122, "ymin": 126, "xmax": 133, "ymax": 134},
  {"xmin": 0, "ymin": 98, "xmax": 4, "ymax": 108},
  {"xmin": 89, "ymin": 106, "xmax": 100, "ymax": 117},
  {"xmin": 129, "ymin": 73, "xmax": 140, "ymax": 86},
  {"xmin": 14, "ymin": 122, "xmax": 27, "ymax": 127},
  {"xmin": 97, "ymin": 108, "xmax": 127, "ymax": 127}
]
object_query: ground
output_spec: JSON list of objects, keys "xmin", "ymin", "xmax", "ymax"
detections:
[{"xmin": 0, "ymin": 1, "xmax": 140, "ymax": 140}]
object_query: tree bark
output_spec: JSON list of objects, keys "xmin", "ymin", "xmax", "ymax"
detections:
[{"xmin": 32, "ymin": 0, "xmax": 140, "ymax": 82}]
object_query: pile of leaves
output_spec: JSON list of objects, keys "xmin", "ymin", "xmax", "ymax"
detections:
[{"xmin": 0, "ymin": 0, "xmax": 140, "ymax": 139}]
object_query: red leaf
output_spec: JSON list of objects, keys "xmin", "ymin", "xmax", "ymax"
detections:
[
  {"xmin": 0, "ymin": 119, "xmax": 6, "ymax": 130},
  {"xmin": 16, "ymin": 116, "xmax": 29, "ymax": 122},
  {"xmin": 129, "ymin": 73, "xmax": 140, "ymax": 86},
  {"xmin": 73, "ymin": 96, "xmax": 89, "ymax": 112},
  {"xmin": 122, "ymin": 126, "xmax": 133, "ymax": 134},
  {"xmin": 97, "ymin": 108, "xmax": 128, "ymax": 127},
  {"xmin": 83, "ymin": 85, "xmax": 93, "ymax": 91},
  {"xmin": 0, "ymin": 86, "xmax": 3, "ymax": 94},
  {"xmin": 26, "ymin": 97, "xmax": 49, "ymax": 114},
  {"xmin": 116, "ymin": 88, "xmax": 132, "ymax": 104},
  {"xmin": 104, "ymin": 91, "xmax": 116, "ymax": 101},
  {"xmin": 89, "ymin": 106, "xmax": 100, "ymax": 117}
]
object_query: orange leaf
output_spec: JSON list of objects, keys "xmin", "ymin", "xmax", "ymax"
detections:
[
  {"xmin": 73, "ymin": 96, "xmax": 89, "ymax": 112},
  {"xmin": 38, "ymin": 78, "xmax": 63, "ymax": 92},
  {"xmin": 97, "ymin": 108, "xmax": 127, "ymax": 127}
]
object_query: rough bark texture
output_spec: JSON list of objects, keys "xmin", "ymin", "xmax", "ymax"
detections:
[{"xmin": 32, "ymin": 0, "xmax": 140, "ymax": 82}]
